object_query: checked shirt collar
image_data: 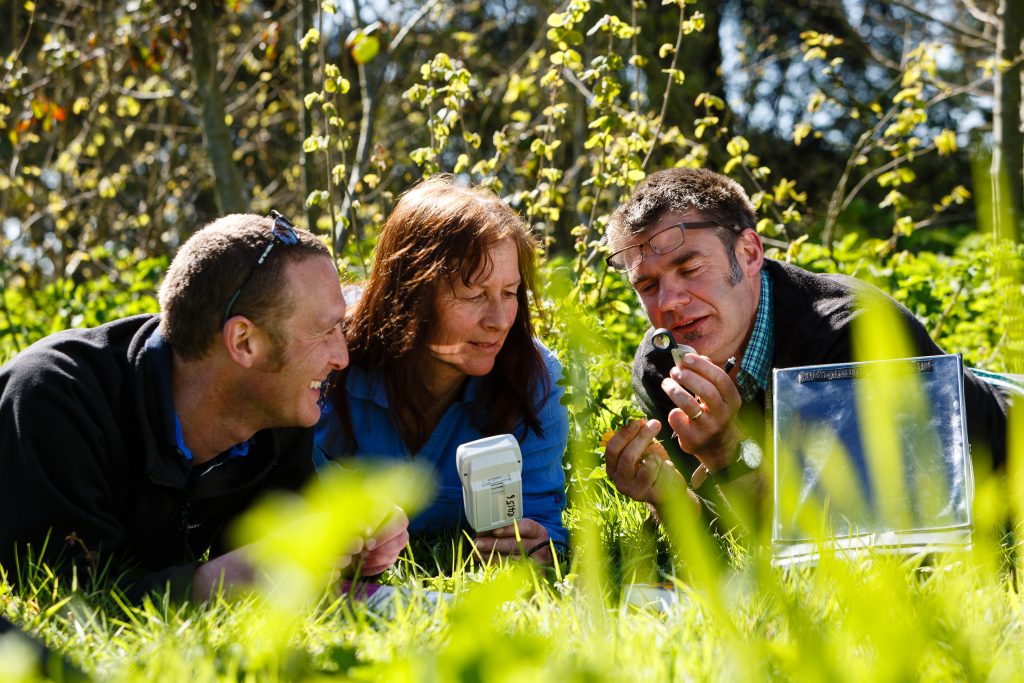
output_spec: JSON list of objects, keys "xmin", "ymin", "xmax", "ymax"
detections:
[{"xmin": 735, "ymin": 269, "xmax": 774, "ymax": 402}]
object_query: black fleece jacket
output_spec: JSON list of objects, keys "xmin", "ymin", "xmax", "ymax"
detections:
[
  {"xmin": 632, "ymin": 259, "xmax": 1009, "ymax": 476},
  {"xmin": 0, "ymin": 315, "xmax": 314, "ymax": 600}
]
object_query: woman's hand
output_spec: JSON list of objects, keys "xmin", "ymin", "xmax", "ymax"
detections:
[
  {"xmin": 192, "ymin": 546, "xmax": 256, "ymax": 601},
  {"xmin": 474, "ymin": 517, "xmax": 555, "ymax": 564},
  {"xmin": 341, "ymin": 507, "xmax": 410, "ymax": 576}
]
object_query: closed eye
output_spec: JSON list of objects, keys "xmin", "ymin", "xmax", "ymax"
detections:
[{"xmin": 636, "ymin": 279, "xmax": 658, "ymax": 296}]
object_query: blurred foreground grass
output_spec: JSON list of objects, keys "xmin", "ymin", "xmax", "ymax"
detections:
[{"xmin": 2, "ymin": 459, "xmax": 1024, "ymax": 682}]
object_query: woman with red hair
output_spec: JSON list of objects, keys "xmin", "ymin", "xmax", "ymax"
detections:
[{"xmin": 315, "ymin": 176, "xmax": 568, "ymax": 563}]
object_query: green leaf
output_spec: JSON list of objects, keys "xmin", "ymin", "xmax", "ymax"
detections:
[
  {"xmin": 935, "ymin": 129, "xmax": 957, "ymax": 156},
  {"xmin": 609, "ymin": 299, "xmax": 631, "ymax": 314},
  {"xmin": 349, "ymin": 34, "xmax": 380, "ymax": 65}
]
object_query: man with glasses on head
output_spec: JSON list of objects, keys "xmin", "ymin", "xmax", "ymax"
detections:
[
  {"xmin": 0, "ymin": 213, "xmax": 408, "ymax": 601},
  {"xmin": 601, "ymin": 167, "xmax": 1008, "ymax": 526}
]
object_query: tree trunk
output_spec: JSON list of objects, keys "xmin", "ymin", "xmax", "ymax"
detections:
[
  {"xmin": 3, "ymin": 4, "xmax": 20, "ymax": 61},
  {"xmin": 188, "ymin": 1, "xmax": 248, "ymax": 214},
  {"xmin": 992, "ymin": 0, "xmax": 1024, "ymax": 241},
  {"xmin": 299, "ymin": 0, "xmax": 319, "ymax": 231}
]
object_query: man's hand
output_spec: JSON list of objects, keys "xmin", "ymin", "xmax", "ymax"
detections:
[
  {"xmin": 350, "ymin": 508, "xmax": 410, "ymax": 576},
  {"xmin": 474, "ymin": 517, "xmax": 554, "ymax": 563},
  {"xmin": 192, "ymin": 546, "xmax": 256, "ymax": 601},
  {"xmin": 603, "ymin": 419, "xmax": 687, "ymax": 506},
  {"xmin": 660, "ymin": 353, "xmax": 744, "ymax": 473}
]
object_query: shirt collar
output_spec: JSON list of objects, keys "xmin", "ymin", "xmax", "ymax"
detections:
[{"xmin": 735, "ymin": 269, "xmax": 775, "ymax": 402}]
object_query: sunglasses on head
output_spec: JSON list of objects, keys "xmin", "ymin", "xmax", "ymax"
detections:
[{"xmin": 222, "ymin": 210, "xmax": 300, "ymax": 325}]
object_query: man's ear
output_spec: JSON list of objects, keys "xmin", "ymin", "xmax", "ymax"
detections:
[
  {"xmin": 736, "ymin": 229, "xmax": 764, "ymax": 278},
  {"xmin": 221, "ymin": 317, "xmax": 266, "ymax": 368}
]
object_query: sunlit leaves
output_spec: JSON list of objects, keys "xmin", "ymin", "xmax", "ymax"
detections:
[
  {"xmin": 346, "ymin": 22, "xmax": 382, "ymax": 65},
  {"xmin": 234, "ymin": 464, "xmax": 429, "ymax": 597},
  {"xmin": 322, "ymin": 63, "xmax": 350, "ymax": 94},
  {"xmin": 305, "ymin": 189, "xmax": 329, "ymax": 207},
  {"xmin": 302, "ymin": 135, "xmax": 330, "ymax": 153},
  {"xmin": 935, "ymin": 129, "xmax": 958, "ymax": 156},
  {"xmin": 793, "ymin": 122, "xmax": 812, "ymax": 146},
  {"xmin": 879, "ymin": 190, "xmax": 907, "ymax": 211},
  {"xmin": 878, "ymin": 167, "xmax": 916, "ymax": 188},
  {"xmin": 115, "ymin": 95, "xmax": 141, "ymax": 118},
  {"xmin": 298, "ymin": 28, "xmax": 319, "ymax": 51},
  {"xmin": 933, "ymin": 185, "xmax": 970, "ymax": 213},
  {"xmin": 694, "ymin": 92, "xmax": 725, "ymax": 110},
  {"xmin": 681, "ymin": 12, "xmax": 705, "ymax": 35}
]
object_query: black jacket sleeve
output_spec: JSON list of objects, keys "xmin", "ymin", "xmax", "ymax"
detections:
[{"xmin": 0, "ymin": 346, "xmax": 131, "ymax": 576}]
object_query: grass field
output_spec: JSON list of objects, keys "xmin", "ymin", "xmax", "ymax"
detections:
[
  {"xmin": 3, "ymin": 248, "xmax": 1023, "ymax": 682},
  {"xmin": 3, "ymin": 458, "xmax": 1024, "ymax": 682}
]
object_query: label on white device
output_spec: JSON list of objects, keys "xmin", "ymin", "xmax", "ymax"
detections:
[{"xmin": 456, "ymin": 434, "xmax": 523, "ymax": 532}]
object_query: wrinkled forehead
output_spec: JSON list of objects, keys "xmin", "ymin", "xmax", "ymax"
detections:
[
  {"xmin": 615, "ymin": 210, "xmax": 711, "ymax": 249},
  {"xmin": 451, "ymin": 237, "xmax": 522, "ymax": 286}
]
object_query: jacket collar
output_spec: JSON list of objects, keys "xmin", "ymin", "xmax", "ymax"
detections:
[{"xmin": 126, "ymin": 315, "xmax": 191, "ymax": 489}]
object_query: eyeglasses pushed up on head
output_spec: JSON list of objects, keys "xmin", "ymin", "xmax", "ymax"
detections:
[
  {"xmin": 222, "ymin": 210, "xmax": 300, "ymax": 325},
  {"xmin": 605, "ymin": 220, "xmax": 721, "ymax": 273}
]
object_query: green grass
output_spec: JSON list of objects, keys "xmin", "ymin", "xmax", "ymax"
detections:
[
  {"xmin": 3, "ymin": 466, "xmax": 1024, "ymax": 682},
  {"xmin": 3, "ymin": 240, "xmax": 1023, "ymax": 681}
]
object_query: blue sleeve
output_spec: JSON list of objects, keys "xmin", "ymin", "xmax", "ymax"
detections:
[
  {"xmin": 520, "ymin": 341, "xmax": 570, "ymax": 546},
  {"xmin": 312, "ymin": 401, "xmax": 345, "ymax": 471}
]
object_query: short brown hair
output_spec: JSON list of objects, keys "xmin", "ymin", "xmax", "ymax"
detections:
[
  {"xmin": 608, "ymin": 167, "xmax": 757, "ymax": 253},
  {"xmin": 159, "ymin": 213, "xmax": 330, "ymax": 359},
  {"xmin": 339, "ymin": 175, "xmax": 547, "ymax": 452}
]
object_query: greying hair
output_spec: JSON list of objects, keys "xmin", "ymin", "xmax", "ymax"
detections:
[{"xmin": 608, "ymin": 167, "xmax": 756, "ymax": 253}]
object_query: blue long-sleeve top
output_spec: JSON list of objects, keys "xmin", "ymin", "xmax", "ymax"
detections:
[{"xmin": 313, "ymin": 341, "xmax": 569, "ymax": 545}]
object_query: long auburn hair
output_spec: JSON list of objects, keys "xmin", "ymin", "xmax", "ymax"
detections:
[{"xmin": 333, "ymin": 175, "xmax": 548, "ymax": 453}]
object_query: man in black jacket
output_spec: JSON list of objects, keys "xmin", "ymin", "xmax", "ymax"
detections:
[
  {"xmin": 0, "ymin": 213, "xmax": 408, "ymax": 601},
  {"xmin": 601, "ymin": 168, "xmax": 1009, "ymax": 521}
]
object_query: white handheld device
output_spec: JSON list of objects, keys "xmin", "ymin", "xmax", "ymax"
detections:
[{"xmin": 456, "ymin": 434, "xmax": 523, "ymax": 533}]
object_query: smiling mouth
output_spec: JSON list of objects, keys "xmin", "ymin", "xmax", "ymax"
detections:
[{"xmin": 308, "ymin": 380, "xmax": 323, "ymax": 390}]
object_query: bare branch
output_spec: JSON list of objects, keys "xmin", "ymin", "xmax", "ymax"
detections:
[
  {"xmin": 961, "ymin": 0, "xmax": 999, "ymax": 26},
  {"xmin": 220, "ymin": 5, "xmax": 301, "ymax": 95},
  {"xmin": 640, "ymin": 2, "xmax": 686, "ymax": 171},
  {"xmin": 388, "ymin": 0, "xmax": 444, "ymax": 55},
  {"xmin": 888, "ymin": 0, "xmax": 994, "ymax": 45}
]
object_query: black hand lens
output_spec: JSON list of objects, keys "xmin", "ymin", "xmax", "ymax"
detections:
[{"xmin": 651, "ymin": 327, "xmax": 696, "ymax": 368}]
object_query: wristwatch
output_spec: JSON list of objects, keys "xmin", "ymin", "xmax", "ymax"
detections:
[
  {"xmin": 716, "ymin": 437, "xmax": 763, "ymax": 483},
  {"xmin": 692, "ymin": 437, "xmax": 762, "ymax": 492}
]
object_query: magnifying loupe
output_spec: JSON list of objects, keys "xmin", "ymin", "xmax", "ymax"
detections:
[{"xmin": 651, "ymin": 328, "xmax": 696, "ymax": 367}]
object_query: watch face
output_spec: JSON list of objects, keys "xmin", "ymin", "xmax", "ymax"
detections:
[{"xmin": 740, "ymin": 439, "xmax": 763, "ymax": 469}]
